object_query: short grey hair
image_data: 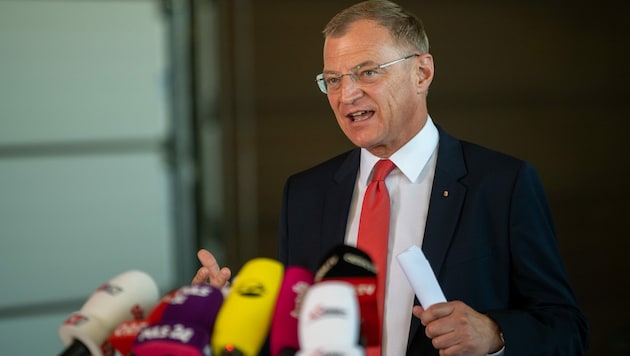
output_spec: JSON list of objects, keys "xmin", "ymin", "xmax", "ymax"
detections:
[{"xmin": 323, "ymin": 0, "xmax": 430, "ymax": 54}]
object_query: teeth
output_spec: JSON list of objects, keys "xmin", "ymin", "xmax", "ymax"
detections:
[{"xmin": 350, "ymin": 110, "xmax": 371, "ymax": 122}]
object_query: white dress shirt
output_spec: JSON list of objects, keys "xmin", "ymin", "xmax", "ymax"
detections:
[
  {"xmin": 345, "ymin": 116, "xmax": 439, "ymax": 355},
  {"xmin": 344, "ymin": 115, "xmax": 506, "ymax": 355}
]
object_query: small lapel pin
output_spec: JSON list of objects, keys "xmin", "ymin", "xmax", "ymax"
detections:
[{"xmin": 443, "ymin": 190, "xmax": 449, "ymax": 197}]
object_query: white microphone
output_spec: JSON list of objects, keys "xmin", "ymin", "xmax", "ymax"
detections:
[
  {"xmin": 296, "ymin": 345, "xmax": 364, "ymax": 356},
  {"xmin": 58, "ymin": 270, "xmax": 159, "ymax": 356},
  {"xmin": 297, "ymin": 281, "xmax": 362, "ymax": 354}
]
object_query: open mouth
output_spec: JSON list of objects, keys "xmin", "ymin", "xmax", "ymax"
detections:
[{"xmin": 348, "ymin": 110, "xmax": 374, "ymax": 122}]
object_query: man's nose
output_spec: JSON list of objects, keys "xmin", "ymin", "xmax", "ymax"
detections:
[{"xmin": 340, "ymin": 74, "xmax": 362, "ymax": 104}]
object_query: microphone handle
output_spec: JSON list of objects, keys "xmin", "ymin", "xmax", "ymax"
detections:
[{"xmin": 59, "ymin": 339, "xmax": 91, "ymax": 356}]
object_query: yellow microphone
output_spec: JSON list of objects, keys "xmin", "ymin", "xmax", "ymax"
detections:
[{"xmin": 211, "ymin": 258, "xmax": 284, "ymax": 355}]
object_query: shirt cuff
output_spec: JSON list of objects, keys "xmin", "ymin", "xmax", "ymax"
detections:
[
  {"xmin": 486, "ymin": 331, "xmax": 505, "ymax": 356},
  {"xmin": 487, "ymin": 346, "xmax": 505, "ymax": 356}
]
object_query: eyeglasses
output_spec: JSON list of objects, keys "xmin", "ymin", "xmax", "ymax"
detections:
[{"xmin": 315, "ymin": 53, "xmax": 420, "ymax": 94}]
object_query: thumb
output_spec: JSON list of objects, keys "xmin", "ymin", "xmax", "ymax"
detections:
[{"xmin": 412, "ymin": 305, "xmax": 425, "ymax": 319}]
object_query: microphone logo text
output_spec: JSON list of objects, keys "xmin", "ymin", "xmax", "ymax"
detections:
[{"xmin": 136, "ymin": 323, "xmax": 195, "ymax": 344}]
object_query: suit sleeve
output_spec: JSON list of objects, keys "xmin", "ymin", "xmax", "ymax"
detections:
[{"xmin": 486, "ymin": 162, "xmax": 589, "ymax": 355}]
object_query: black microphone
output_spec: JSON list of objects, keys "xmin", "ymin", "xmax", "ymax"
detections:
[
  {"xmin": 58, "ymin": 339, "xmax": 92, "ymax": 356},
  {"xmin": 314, "ymin": 244, "xmax": 380, "ymax": 348}
]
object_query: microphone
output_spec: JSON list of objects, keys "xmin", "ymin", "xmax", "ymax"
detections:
[
  {"xmin": 314, "ymin": 244, "xmax": 380, "ymax": 348},
  {"xmin": 131, "ymin": 283, "xmax": 224, "ymax": 356},
  {"xmin": 296, "ymin": 345, "xmax": 364, "ymax": 356},
  {"xmin": 107, "ymin": 319, "xmax": 146, "ymax": 356},
  {"xmin": 58, "ymin": 270, "xmax": 159, "ymax": 356},
  {"xmin": 269, "ymin": 266, "xmax": 315, "ymax": 356},
  {"xmin": 144, "ymin": 288, "xmax": 179, "ymax": 325},
  {"xmin": 297, "ymin": 281, "xmax": 361, "ymax": 353},
  {"xmin": 108, "ymin": 288, "xmax": 180, "ymax": 356},
  {"xmin": 211, "ymin": 258, "xmax": 284, "ymax": 356}
]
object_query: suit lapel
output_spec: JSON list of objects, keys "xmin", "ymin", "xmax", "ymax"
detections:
[
  {"xmin": 320, "ymin": 149, "xmax": 361, "ymax": 254},
  {"xmin": 422, "ymin": 128, "xmax": 467, "ymax": 275},
  {"xmin": 408, "ymin": 127, "xmax": 467, "ymax": 346}
]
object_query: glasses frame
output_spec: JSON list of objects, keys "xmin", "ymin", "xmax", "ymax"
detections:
[{"xmin": 315, "ymin": 53, "xmax": 420, "ymax": 94}]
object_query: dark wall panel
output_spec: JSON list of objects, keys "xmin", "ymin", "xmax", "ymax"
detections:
[{"xmin": 221, "ymin": 1, "xmax": 629, "ymax": 354}]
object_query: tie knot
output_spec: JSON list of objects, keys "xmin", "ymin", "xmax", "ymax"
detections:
[{"xmin": 371, "ymin": 159, "xmax": 396, "ymax": 182}]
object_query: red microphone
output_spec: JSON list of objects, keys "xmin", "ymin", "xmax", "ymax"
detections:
[{"xmin": 108, "ymin": 288, "xmax": 179, "ymax": 355}]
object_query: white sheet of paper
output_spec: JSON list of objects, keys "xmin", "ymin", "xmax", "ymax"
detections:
[{"xmin": 396, "ymin": 245, "xmax": 446, "ymax": 308}]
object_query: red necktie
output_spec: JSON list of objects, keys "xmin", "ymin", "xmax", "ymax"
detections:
[{"xmin": 357, "ymin": 159, "xmax": 396, "ymax": 356}]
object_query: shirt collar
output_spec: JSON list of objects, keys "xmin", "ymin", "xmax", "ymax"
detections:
[{"xmin": 360, "ymin": 115, "xmax": 439, "ymax": 184}]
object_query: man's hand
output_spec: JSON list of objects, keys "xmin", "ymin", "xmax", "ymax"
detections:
[
  {"xmin": 413, "ymin": 301, "xmax": 504, "ymax": 355},
  {"xmin": 191, "ymin": 249, "xmax": 232, "ymax": 289}
]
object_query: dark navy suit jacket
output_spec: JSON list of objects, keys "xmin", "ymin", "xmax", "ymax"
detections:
[{"xmin": 278, "ymin": 127, "xmax": 588, "ymax": 355}]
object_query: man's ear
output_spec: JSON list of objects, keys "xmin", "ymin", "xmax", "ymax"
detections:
[{"xmin": 415, "ymin": 53, "xmax": 434, "ymax": 93}]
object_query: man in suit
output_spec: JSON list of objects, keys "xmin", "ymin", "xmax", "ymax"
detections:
[{"xmin": 194, "ymin": 1, "xmax": 588, "ymax": 354}]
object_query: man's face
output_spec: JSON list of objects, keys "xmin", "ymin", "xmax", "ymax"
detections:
[{"xmin": 323, "ymin": 19, "xmax": 433, "ymax": 157}]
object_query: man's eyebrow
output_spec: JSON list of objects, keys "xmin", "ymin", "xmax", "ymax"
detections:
[{"xmin": 322, "ymin": 60, "xmax": 379, "ymax": 75}]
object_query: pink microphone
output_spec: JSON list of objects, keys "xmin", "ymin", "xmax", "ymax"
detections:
[{"xmin": 270, "ymin": 266, "xmax": 315, "ymax": 356}]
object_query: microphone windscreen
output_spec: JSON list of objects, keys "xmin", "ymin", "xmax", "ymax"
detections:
[
  {"xmin": 323, "ymin": 275, "xmax": 379, "ymax": 348},
  {"xmin": 81, "ymin": 270, "xmax": 159, "ymax": 327},
  {"xmin": 131, "ymin": 321, "xmax": 211, "ymax": 356},
  {"xmin": 298, "ymin": 281, "xmax": 360, "ymax": 351},
  {"xmin": 160, "ymin": 284, "xmax": 224, "ymax": 330},
  {"xmin": 108, "ymin": 319, "xmax": 147, "ymax": 356},
  {"xmin": 315, "ymin": 244, "xmax": 380, "ymax": 347},
  {"xmin": 212, "ymin": 258, "xmax": 284, "ymax": 356},
  {"xmin": 145, "ymin": 288, "xmax": 180, "ymax": 325},
  {"xmin": 131, "ymin": 284, "xmax": 224, "ymax": 356},
  {"xmin": 314, "ymin": 244, "xmax": 376, "ymax": 281},
  {"xmin": 270, "ymin": 266, "xmax": 314, "ymax": 356},
  {"xmin": 58, "ymin": 270, "xmax": 159, "ymax": 356},
  {"xmin": 108, "ymin": 288, "xmax": 180, "ymax": 356},
  {"xmin": 296, "ymin": 345, "xmax": 364, "ymax": 356}
]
